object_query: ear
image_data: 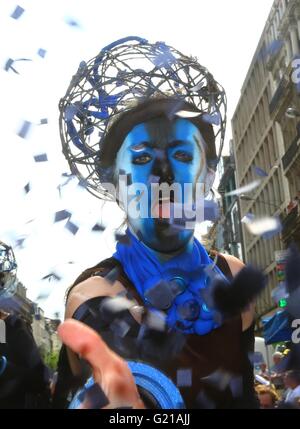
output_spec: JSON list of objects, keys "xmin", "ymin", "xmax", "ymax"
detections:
[{"xmin": 204, "ymin": 169, "xmax": 215, "ymax": 196}]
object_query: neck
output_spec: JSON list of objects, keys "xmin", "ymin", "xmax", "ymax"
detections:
[{"xmin": 128, "ymin": 225, "xmax": 194, "ymax": 262}]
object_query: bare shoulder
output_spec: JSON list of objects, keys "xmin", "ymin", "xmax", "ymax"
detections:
[
  {"xmin": 219, "ymin": 253, "xmax": 244, "ymax": 276},
  {"xmin": 220, "ymin": 253, "xmax": 255, "ymax": 332},
  {"xmin": 65, "ymin": 276, "xmax": 126, "ymax": 319}
]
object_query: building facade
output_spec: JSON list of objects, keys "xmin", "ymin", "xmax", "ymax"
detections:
[
  {"xmin": 217, "ymin": 142, "xmax": 244, "ymax": 261},
  {"xmin": 231, "ymin": 0, "xmax": 300, "ymax": 322}
]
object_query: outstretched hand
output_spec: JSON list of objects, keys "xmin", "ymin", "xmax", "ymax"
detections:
[{"xmin": 58, "ymin": 319, "xmax": 145, "ymax": 409}]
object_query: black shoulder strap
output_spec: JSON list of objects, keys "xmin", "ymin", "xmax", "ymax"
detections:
[
  {"xmin": 65, "ymin": 257, "xmax": 119, "ymax": 301},
  {"xmin": 209, "ymin": 250, "xmax": 233, "ymax": 280}
]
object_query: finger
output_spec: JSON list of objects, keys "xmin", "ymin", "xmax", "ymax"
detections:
[{"xmin": 58, "ymin": 319, "xmax": 144, "ymax": 408}]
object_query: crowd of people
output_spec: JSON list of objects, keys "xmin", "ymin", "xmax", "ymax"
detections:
[{"xmin": 255, "ymin": 352, "xmax": 300, "ymax": 408}]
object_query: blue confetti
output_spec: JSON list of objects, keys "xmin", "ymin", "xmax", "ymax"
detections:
[
  {"xmin": 17, "ymin": 120, "xmax": 32, "ymax": 138},
  {"xmin": 54, "ymin": 210, "xmax": 72, "ymax": 223},
  {"xmin": 253, "ymin": 166, "xmax": 268, "ymax": 177},
  {"xmin": 40, "ymin": 118, "xmax": 48, "ymax": 125},
  {"xmin": 201, "ymin": 112, "xmax": 221, "ymax": 126},
  {"xmin": 34, "ymin": 153, "xmax": 48, "ymax": 162},
  {"xmin": 24, "ymin": 182, "xmax": 31, "ymax": 194},
  {"xmin": 176, "ymin": 369, "xmax": 192, "ymax": 387},
  {"xmin": 4, "ymin": 58, "xmax": 18, "ymax": 74},
  {"xmin": 65, "ymin": 17, "xmax": 81, "ymax": 28},
  {"xmin": 65, "ymin": 220, "xmax": 79, "ymax": 235},
  {"xmin": 37, "ymin": 48, "xmax": 47, "ymax": 58},
  {"xmin": 10, "ymin": 5, "xmax": 25, "ymax": 20}
]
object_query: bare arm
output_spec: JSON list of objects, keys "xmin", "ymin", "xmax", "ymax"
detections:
[{"xmin": 221, "ymin": 253, "xmax": 256, "ymax": 332}]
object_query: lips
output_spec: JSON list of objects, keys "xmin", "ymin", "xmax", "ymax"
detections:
[{"xmin": 152, "ymin": 198, "xmax": 173, "ymax": 219}]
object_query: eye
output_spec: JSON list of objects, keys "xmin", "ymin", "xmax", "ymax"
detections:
[
  {"xmin": 132, "ymin": 153, "xmax": 153, "ymax": 165},
  {"xmin": 173, "ymin": 151, "xmax": 193, "ymax": 163}
]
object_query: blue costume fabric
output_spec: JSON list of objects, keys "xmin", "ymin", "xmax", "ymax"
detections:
[{"xmin": 114, "ymin": 229, "xmax": 228, "ymax": 335}]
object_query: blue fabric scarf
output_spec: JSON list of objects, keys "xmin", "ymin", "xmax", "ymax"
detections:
[{"xmin": 113, "ymin": 229, "xmax": 228, "ymax": 335}]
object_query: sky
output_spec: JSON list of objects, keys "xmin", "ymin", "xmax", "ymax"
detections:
[{"xmin": 0, "ymin": 0, "xmax": 274, "ymax": 319}]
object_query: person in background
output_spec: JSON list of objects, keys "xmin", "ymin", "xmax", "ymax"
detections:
[
  {"xmin": 283, "ymin": 370, "xmax": 300, "ymax": 406},
  {"xmin": 0, "ymin": 240, "xmax": 50, "ymax": 409},
  {"xmin": 255, "ymin": 384, "xmax": 279, "ymax": 409},
  {"xmin": 258, "ymin": 362, "xmax": 270, "ymax": 381}
]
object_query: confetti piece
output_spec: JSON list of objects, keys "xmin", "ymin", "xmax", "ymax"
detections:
[
  {"xmin": 144, "ymin": 281, "xmax": 174, "ymax": 310},
  {"xmin": 225, "ymin": 179, "xmax": 261, "ymax": 197},
  {"xmin": 39, "ymin": 118, "xmax": 48, "ymax": 125},
  {"xmin": 92, "ymin": 223, "xmax": 105, "ymax": 232},
  {"xmin": 104, "ymin": 266, "xmax": 120, "ymax": 285},
  {"xmin": 64, "ymin": 17, "xmax": 81, "ymax": 28},
  {"xmin": 189, "ymin": 82, "xmax": 205, "ymax": 92},
  {"xmin": 54, "ymin": 210, "xmax": 72, "ymax": 222},
  {"xmin": 23, "ymin": 182, "xmax": 31, "ymax": 194},
  {"xmin": 17, "ymin": 120, "xmax": 32, "ymax": 138},
  {"xmin": 37, "ymin": 48, "xmax": 47, "ymax": 58},
  {"xmin": 253, "ymin": 166, "xmax": 268, "ymax": 177},
  {"xmin": 245, "ymin": 216, "xmax": 282, "ymax": 237},
  {"xmin": 144, "ymin": 309, "xmax": 166, "ymax": 331},
  {"xmin": 41, "ymin": 272, "xmax": 62, "ymax": 282},
  {"xmin": 34, "ymin": 153, "xmax": 48, "ymax": 162},
  {"xmin": 100, "ymin": 296, "xmax": 135, "ymax": 314},
  {"xmin": 65, "ymin": 220, "xmax": 79, "ymax": 235},
  {"xmin": 175, "ymin": 110, "xmax": 201, "ymax": 118},
  {"xmin": 285, "ymin": 244, "xmax": 300, "ymax": 294},
  {"xmin": 84, "ymin": 383, "xmax": 109, "ymax": 409},
  {"xmin": 110, "ymin": 319, "xmax": 131, "ymax": 338},
  {"xmin": 201, "ymin": 112, "xmax": 221, "ymax": 126},
  {"xmin": 241, "ymin": 213, "xmax": 255, "ymax": 224},
  {"xmin": 202, "ymin": 265, "xmax": 266, "ymax": 318},
  {"xmin": 10, "ymin": 5, "xmax": 25, "ymax": 20},
  {"xmin": 4, "ymin": 58, "xmax": 19, "ymax": 73},
  {"xmin": 176, "ymin": 369, "xmax": 192, "ymax": 387}
]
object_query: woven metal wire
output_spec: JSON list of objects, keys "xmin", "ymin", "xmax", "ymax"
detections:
[{"xmin": 59, "ymin": 37, "xmax": 227, "ymax": 200}]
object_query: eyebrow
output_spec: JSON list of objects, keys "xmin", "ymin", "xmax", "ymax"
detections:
[{"xmin": 130, "ymin": 140, "xmax": 187, "ymax": 152}]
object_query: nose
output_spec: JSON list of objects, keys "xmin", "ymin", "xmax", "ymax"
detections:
[{"xmin": 152, "ymin": 156, "xmax": 174, "ymax": 185}]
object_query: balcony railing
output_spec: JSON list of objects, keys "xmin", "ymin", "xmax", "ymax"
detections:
[
  {"xmin": 269, "ymin": 77, "xmax": 288, "ymax": 114},
  {"xmin": 282, "ymin": 205, "xmax": 299, "ymax": 234},
  {"xmin": 282, "ymin": 135, "xmax": 300, "ymax": 170}
]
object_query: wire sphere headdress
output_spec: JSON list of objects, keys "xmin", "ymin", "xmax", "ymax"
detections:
[
  {"xmin": 0, "ymin": 241, "xmax": 17, "ymax": 274},
  {"xmin": 59, "ymin": 36, "xmax": 227, "ymax": 200},
  {"xmin": 0, "ymin": 241, "xmax": 17, "ymax": 298}
]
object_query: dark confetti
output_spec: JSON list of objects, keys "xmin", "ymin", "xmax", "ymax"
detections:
[
  {"xmin": 84, "ymin": 383, "xmax": 109, "ymax": 409},
  {"xmin": 201, "ymin": 265, "xmax": 266, "ymax": 319},
  {"xmin": 39, "ymin": 118, "xmax": 48, "ymax": 125},
  {"xmin": 65, "ymin": 220, "xmax": 79, "ymax": 235},
  {"xmin": 4, "ymin": 58, "xmax": 19, "ymax": 74},
  {"xmin": 92, "ymin": 223, "xmax": 105, "ymax": 232},
  {"xmin": 176, "ymin": 369, "xmax": 192, "ymax": 387},
  {"xmin": 285, "ymin": 244, "xmax": 300, "ymax": 294},
  {"xmin": 110, "ymin": 319, "xmax": 131, "ymax": 338},
  {"xmin": 114, "ymin": 233, "xmax": 130, "ymax": 245},
  {"xmin": 54, "ymin": 210, "xmax": 72, "ymax": 223},
  {"xmin": 104, "ymin": 266, "xmax": 120, "ymax": 285},
  {"xmin": 41, "ymin": 272, "xmax": 62, "ymax": 282},
  {"xmin": 144, "ymin": 280, "xmax": 174, "ymax": 310},
  {"xmin": 34, "ymin": 153, "xmax": 48, "ymax": 162},
  {"xmin": 24, "ymin": 182, "xmax": 31, "ymax": 194}
]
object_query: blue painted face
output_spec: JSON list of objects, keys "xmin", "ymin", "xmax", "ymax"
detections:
[{"xmin": 115, "ymin": 117, "xmax": 208, "ymax": 252}]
